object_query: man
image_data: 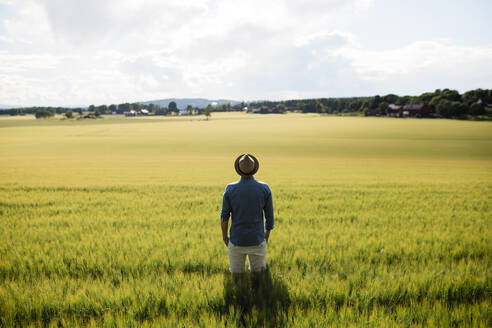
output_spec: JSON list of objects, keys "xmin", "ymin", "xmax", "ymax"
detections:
[{"xmin": 220, "ymin": 154, "xmax": 274, "ymax": 273}]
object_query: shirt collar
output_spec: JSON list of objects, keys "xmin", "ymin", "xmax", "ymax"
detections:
[{"xmin": 240, "ymin": 176, "xmax": 254, "ymax": 182}]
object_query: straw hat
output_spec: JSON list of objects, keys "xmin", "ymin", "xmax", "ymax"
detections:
[{"xmin": 234, "ymin": 154, "xmax": 259, "ymax": 177}]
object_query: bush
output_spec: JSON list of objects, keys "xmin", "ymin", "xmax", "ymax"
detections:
[{"xmin": 35, "ymin": 109, "xmax": 54, "ymax": 119}]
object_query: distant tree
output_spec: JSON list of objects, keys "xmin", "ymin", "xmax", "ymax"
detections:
[
  {"xmin": 97, "ymin": 105, "xmax": 108, "ymax": 114},
  {"xmin": 65, "ymin": 110, "xmax": 73, "ymax": 118},
  {"xmin": 277, "ymin": 104, "xmax": 286, "ymax": 113},
  {"xmin": 204, "ymin": 105, "xmax": 211, "ymax": 120},
  {"xmin": 396, "ymin": 95, "xmax": 410, "ymax": 105},
  {"xmin": 378, "ymin": 101, "xmax": 388, "ymax": 115},
  {"xmin": 359, "ymin": 101, "xmax": 369, "ymax": 112},
  {"xmin": 168, "ymin": 101, "xmax": 178, "ymax": 114},
  {"xmin": 316, "ymin": 101, "xmax": 325, "ymax": 114},
  {"xmin": 448, "ymin": 101, "xmax": 462, "ymax": 117},
  {"xmin": 470, "ymin": 102, "xmax": 485, "ymax": 116},
  {"xmin": 148, "ymin": 103, "xmax": 156, "ymax": 113},
  {"xmin": 259, "ymin": 106, "xmax": 269, "ymax": 114},
  {"xmin": 88, "ymin": 105, "xmax": 95, "ymax": 112},
  {"xmin": 383, "ymin": 94, "xmax": 399, "ymax": 104},
  {"xmin": 441, "ymin": 89, "xmax": 461, "ymax": 102},
  {"xmin": 155, "ymin": 107, "xmax": 168, "ymax": 115},
  {"xmin": 436, "ymin": 99, "xmax": 452, "ymax": 117},
  {"xmin": 457, "ymin": 102, "xmax": 468, "ymax": 116},
  {"xmin": 6, "ymin": 108, "xmax": 24, "ymax": 116},
  {"xmin": 117, "ymin": 103, "xmax": 130, "ymax": 114},
  {"xmin": 299, "ymin": 102, "xmax": 316, "ymax": 113},
  {"xmin": 462, "ymin": 90, "xmax": 478, "ymax": 104},
  {"xmin": 419, "ymin": 92, "xmax": 435, "ymax": 104},
  {"xmin": 463, "ymin": 88, "xmax": 489, "ymax": 105},
  {"xmin": 369, "ymin": 95, "xmax": 381, "ymax": 109},
  {"xmin": 428, "ymin": 96, "xmax": 442, "ymax": 114},
  {"xmin": 94, "ymin": 109, "xmax": 101, "ymax": 117},
  {"xmin": 349, "ymin": 101, "xmax": 359, "ymax": 112},
  {"xmin": 108, "ymin": 104, "xmax": 117, "ymax": 113},
  {"xmin": 185, "ymin": 105, "xmax": 193, "ymax": 115},
  {"xmin": 35, "ymin": 109, "xmax": 54, "ymax": 119}
]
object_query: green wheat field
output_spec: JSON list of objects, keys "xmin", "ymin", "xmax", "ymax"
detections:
[{"xmin": 0, "ymin": 113, "xmax": 491, "ymax": 327}]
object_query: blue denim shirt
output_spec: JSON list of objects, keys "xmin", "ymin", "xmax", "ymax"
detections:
[{"xmin": 220, "ymin": 176, "xmax": 274, "ymax": 246}]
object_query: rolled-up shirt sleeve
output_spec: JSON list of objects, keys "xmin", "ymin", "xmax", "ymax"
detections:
[
  {"xmin": 264, "ymin": 187, "xmax": 274, "ymax": 230},
  {"xmin": 220, "ymin": 187, "xmax": 231, "ymax": 222}
]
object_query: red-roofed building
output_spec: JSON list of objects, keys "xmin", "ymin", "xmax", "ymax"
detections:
[{"xmin": 387, "ymin": 104, "xmax": 430, "ymax": 117}]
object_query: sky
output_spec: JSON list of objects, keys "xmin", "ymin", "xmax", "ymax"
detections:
[{"xmin": 0, "ymin": 0, "xmax": 491, "ymax": 107}]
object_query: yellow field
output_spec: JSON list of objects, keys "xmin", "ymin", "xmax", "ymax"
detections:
[{"xmin": 0, "ymin": 113, "xmax": 491, "ymax": 327}]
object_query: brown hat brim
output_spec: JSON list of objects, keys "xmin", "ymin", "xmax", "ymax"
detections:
[{"xmin": 234, "ymin": 154, "xmax": 259, "ymax": 177}]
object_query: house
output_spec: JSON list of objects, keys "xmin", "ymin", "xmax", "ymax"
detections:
[
  {"xmin": 178, "ymin": 109, "xmax": 188, "ymax": 115},
  {"xmin": 387, "ymin": 104, "xmax": 402, "ymax": 116},
  {"xmin": 140, "ymin": 109, "xmax": 149, "ymax": 115},
  {"xmin": 402, "ymin": 104, "xmax": 429, "ymax": 116},
  {"xmin": 124, "ymin": 110, "xmax": 137, "ymax": 117},
  {"xmin": 387, "ymin": 104, "xmax": 429, "ymax": 117}
]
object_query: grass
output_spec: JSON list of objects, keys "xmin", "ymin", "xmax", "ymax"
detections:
[{"xmin": 0, "ymin": 113, "xmax": 491, "ymax": 327}]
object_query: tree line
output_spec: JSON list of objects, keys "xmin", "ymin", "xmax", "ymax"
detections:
[
  {"xmin": 1, "ymin": 88, "xmax": 491, "ymax": 120},
  {"xmin": 248, "ymin": 88, "xmax": 491, "ymax": 119}
]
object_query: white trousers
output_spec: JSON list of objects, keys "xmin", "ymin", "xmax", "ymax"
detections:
[{"xmin": 228, "ymin": 240, "xmax": 267, "ymax": 273}]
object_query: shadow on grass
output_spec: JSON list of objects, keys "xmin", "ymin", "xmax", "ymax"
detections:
[{"xmin": 222, "ymin": 268, "xmax": 291, "ymax": 327}]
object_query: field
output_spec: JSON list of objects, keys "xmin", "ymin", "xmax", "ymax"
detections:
[{"xmin": 0, "ymin": 113, "xmax": 491, "ymax": 327}]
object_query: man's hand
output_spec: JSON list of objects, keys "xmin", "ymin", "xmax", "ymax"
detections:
[
  {"xmin": 265, "ymin": 229, "xmax": 271, "ymax": 243},
  {"xmin": 221, "ymin": 220, "xmax": 229, "ymax": 247}
]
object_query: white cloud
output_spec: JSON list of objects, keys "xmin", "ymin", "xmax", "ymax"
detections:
[
  {"xmin": 0, "ymin": 0, "xmax": 490, "ymax": 106},
  {"xmin": 0, "ymin": 74, "xmax": 60, "ymax": 105},
  {"xmin": 2, "ymin": 0, "xmax": 54, "ymax": 45},
  {"xmin": 0, "ymin": 51, "xmax": 61, "ymax": 72},
  {"xmin": 0, "ymin": 35, "xmax": 13, "ymax": 43},
  {"xmin": 330, "ymin": 39, "xmax": 492, "ymax": 81},
  {"xmin": 295, "ymin": 30, "xmax": 354, "ymax": 48}
]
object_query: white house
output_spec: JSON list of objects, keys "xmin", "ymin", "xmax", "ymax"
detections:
[{"xmin": 124, "ymin": 110, "xmax": 137, "ymax": 117}]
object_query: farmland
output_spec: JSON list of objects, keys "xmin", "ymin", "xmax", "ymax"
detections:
[{"xmin": 0, "ymin": 113, "xmax": 491, "ymax": 327}]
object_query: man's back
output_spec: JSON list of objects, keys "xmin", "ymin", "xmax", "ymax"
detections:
[
  {"xmin": 221, "ymin": 176, "xmax": 274, "ymax": 246},
  {"xmin": 220, "ymin": 154, "xmax": 274, "ymax": 273}
]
